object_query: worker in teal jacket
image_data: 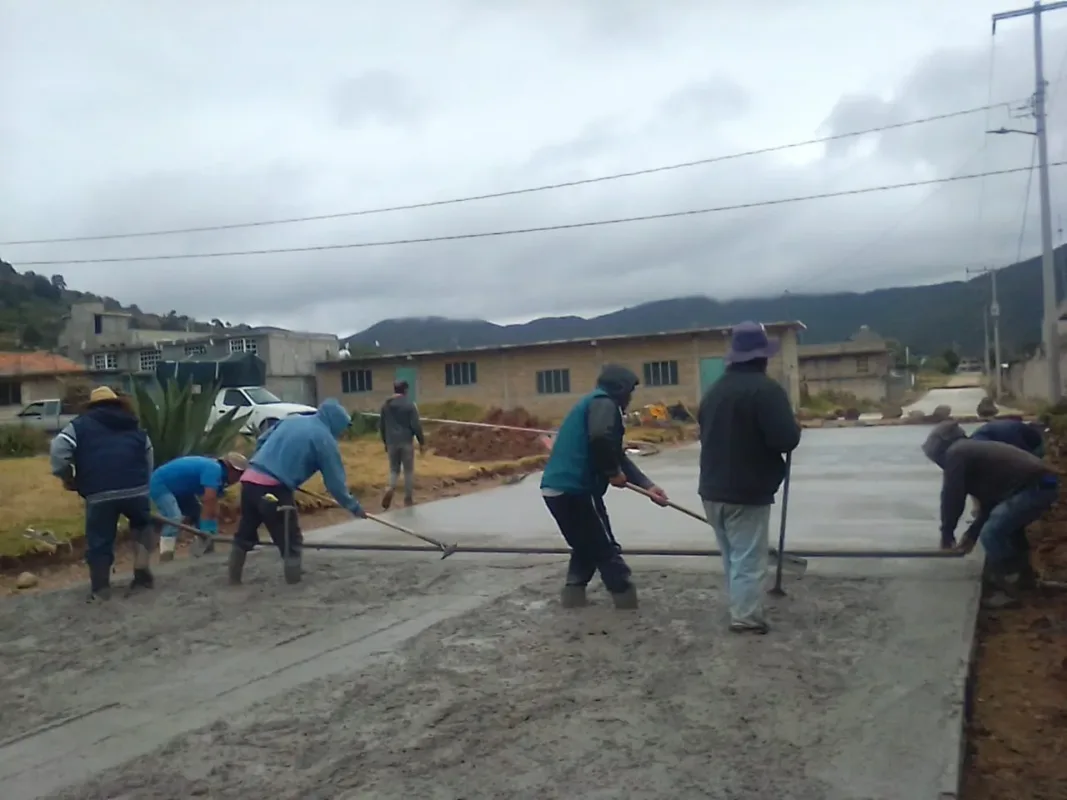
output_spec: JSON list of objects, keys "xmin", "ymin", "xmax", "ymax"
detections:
[
  {"xmin": 540, "ymin": 364, "xmax": 669, "ymax": 611},
  {"xmin": 230, "ymin": 399, "xmax": 366, "ymax": 585}
]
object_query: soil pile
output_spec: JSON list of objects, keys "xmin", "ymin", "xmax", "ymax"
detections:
[
  {"xmin": 428, "ymin": 407, "xmax": 551, "ymax": 462},
  {"xmin": 962, "ymin": 418, "xmax": 1067, "ymax": 799}
]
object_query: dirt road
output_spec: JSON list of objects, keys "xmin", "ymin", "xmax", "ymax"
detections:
[{"xmin": 0, "ymin": 546, "xmax": 970, "ymax": 800}]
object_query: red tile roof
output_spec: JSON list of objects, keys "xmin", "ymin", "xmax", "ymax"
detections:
[{"xmin": 0, "ymin": 351, "xmax": 86, "ymax": 377}]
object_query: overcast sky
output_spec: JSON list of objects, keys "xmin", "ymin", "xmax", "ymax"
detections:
[{"xmin": 3, "ymin": 0, "xmax": 1067, "ymax": 335}]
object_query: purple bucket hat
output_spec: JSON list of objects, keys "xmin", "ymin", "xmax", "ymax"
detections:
[{"xmin": 726, "ymin": 321, "xmax": 780, "ymax": 364}]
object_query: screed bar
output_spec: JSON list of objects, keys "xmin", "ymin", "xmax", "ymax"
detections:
[{"xmin": 160, "ymin": 526, "xmax": 964, "ymax": 560}]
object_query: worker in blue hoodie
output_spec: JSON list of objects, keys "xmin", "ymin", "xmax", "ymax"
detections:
[
  {"xmin": 49, "ymin": 386, "xmax": 155, "ymax": 602},
  {"xmin": 229, "ymin": 398, "xmax": 366, "ymax": 585},
  {"xmin": 540, "ymin": 364, "xmax": 669, "ymax": 611},
  {"xmin": 971, "ymin": 419, "xmax": 1046, "ymax": 457}
]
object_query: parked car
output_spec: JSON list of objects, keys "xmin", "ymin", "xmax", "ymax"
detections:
[
  {"xmin": 208, "ymin": 386, "xmax": 316, "ymax": 435},
  {"xmin": 14, "ymin": 399, "xmax": 78, "ymax": 433}
]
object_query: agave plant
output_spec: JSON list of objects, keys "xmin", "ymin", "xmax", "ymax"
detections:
[{"xmin": 132, "ymin": 380, "xmax": 252, "ymax": 467}]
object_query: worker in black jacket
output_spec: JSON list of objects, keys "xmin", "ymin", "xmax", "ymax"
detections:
[
  {"xmin": 698, "ymin": 322, "xmax": 802, "ymax": 634},
  {"xmin": 49, "ymin": 387, "xmax": 155, "ymax": 602},
  {"xmin": 922, "ymin": 420, "xmax": 1058, "ymax": 609}
]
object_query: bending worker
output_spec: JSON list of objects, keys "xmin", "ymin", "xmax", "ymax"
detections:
[
  {"xmin": 150, "ymin": 452, "xmax": 248, "ymax": 561},
  {"xmin": 971, "ymin": 418, "xmax": 1046, "ymax": 457},
  {"xmin": 49, "ymin": 386, "xmax": 155, "ymax": 602},
  {"xmin": 540, "ymin": 364, "xmax": 669, "ymax": 611},
  {"xmin": 229, "ymin": 399, "xmax": 366, "ymax": 585},
  {"xmin": 922, "ymin": 420, "xmax": 1058, "ymax": 609},
  {"xmin": 378, "ymin": 379, "xmax": 425, "ymax": 509}
]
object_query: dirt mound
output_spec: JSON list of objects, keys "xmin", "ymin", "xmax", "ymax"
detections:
[{"xmin": 428, "ymin": 407, "xmax": 552, "ymax": 462}]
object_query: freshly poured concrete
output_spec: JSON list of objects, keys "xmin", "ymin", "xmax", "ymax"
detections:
[
  {"xmin": 0, "ymin": 427, "xmax": 981, "ymax": 799},
  {"xmin": 904, "ymin": 386, "xmax": 986, "ymax": 416}
]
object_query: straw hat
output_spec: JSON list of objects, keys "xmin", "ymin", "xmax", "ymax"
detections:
[
  {"xmin": 87, "ymin": 386, "xmax": 119, "ymax": 405},
  {"xmin": 222, "ymin": 452, "xmax": 248, "ymax": 471}
]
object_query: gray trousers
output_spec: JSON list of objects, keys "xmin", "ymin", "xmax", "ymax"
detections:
[
  {"xmin": 387, "ymin": 443, "xmax": 415, "ymax": 500},
  {"xmin": 702, "ymin": 501, "xmax": 771, "ymax": 627}
]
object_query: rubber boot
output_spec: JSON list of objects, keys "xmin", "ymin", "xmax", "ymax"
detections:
[
  {"xmin": 611, "ymin": 584, "xmax": 639, "ymax": 610},
  {"xmin": 283, "ymin": 553, "xmax": 303, "ymax": 585},
  {"xmin": 560, "ymin": 585, "xmax": 588, "ymax": 608},
  {"xmin": 159, "ymin": 535, "xmax": 176, "ymax": 563},
  {"xmin": 126, "ymin": 542, "xmax": 154, "ymax": 595},
  {"xmin": 983, "ymin": 568, "xmax": 1022, "ymax": 610},
  {"xmin": 228, "ymin": 546, "xmax": 247, "ymax": 585},
  {"xmin": 87, "ymin": 562, "xmax": 112, "ymax": 603}
]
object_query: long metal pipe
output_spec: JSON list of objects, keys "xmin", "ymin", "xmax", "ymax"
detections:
[{"xmin": 198, "ymin": 532, "xmax": 963, "ymax": 560}]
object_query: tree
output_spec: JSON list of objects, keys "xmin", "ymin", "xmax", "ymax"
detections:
[
  {"xmin": 941, "ymin": 349, "xmax": 960, "ymax": 374},
  {"xmin": 49, "ymin": 274, "xmax": 66, "ymax": 291},
  {"xmin": 29, "ymin": 274, "xmax": 60, "ymax": 301},
  {"xmin": 20, "ymin": 323, "xmax": 43, "ymax": 349}
]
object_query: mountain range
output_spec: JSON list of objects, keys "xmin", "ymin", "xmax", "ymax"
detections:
[{"xmin": 346, "ymin": 246, "xmax": 1067, "ymax": 358}]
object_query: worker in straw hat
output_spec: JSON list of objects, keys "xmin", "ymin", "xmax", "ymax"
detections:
[
  {"xmin": 149, "ymin": 451, "xmax": 249, "ymax": 561},
  {"xmin": 49, "ymin": 386, "xmax": 155, "ymax": 602}
]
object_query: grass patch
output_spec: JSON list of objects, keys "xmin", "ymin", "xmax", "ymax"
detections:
[
  {"xmin": 799, "ymin": 389, "xmax": 878, "ymax": 415},
  {"xmin": 0, "ymin": 438, "xmax": 531, "ymax": 559}
]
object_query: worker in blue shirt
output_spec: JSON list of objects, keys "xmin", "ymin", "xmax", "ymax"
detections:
[{"xmin": 150, "ymin": 452, "xmax": 248, "ymax": 561}]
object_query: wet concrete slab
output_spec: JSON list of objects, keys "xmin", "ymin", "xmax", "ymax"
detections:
[
  {"xmin": 320, "ymin": 426, "xmax": 978, "ymax": 579},
  {"xmin": 3, "ymin": 427, "xmax": 982, "ymax": 799}
]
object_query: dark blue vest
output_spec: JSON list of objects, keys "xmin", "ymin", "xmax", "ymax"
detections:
[{"xmin": 72, "ymin": 407, "xmax": 150, "ymax": 497}]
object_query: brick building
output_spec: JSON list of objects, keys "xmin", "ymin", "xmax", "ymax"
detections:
[{"xmin": 316, "ymin": 322, "xmax": 804, "ymax": 421}]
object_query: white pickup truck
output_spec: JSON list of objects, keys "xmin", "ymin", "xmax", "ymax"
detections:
[
  {"xmin": 209, "ymin": 386, "xmax": 316, "ymax": 435},
  {"xmin": 14, "ymin": 399, "xmax": 78, "ymax": 433}
]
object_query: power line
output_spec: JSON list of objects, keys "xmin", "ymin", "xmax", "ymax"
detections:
[
  {"xmin": 15, "ymin": 162, "xmax": 1066, "ymax": 267},
  {"xmin": 787, "ymin": 144, "xmax": 990, "ymax": 293},
  {"xmin": 0, "ymin": 103, "xmax": 1017, "ymax": 248}
]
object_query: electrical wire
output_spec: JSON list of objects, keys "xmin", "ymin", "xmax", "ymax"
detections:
[
  {"xmin": 0, "ymin": 103, "xmax": 1017, "ymax": 247},
  {"xmin": 787, "ymin": 143, "xmax": 991, "ymax": 294},
  {"xmin": 14, "ymin": 162, "xmax": 1067, "ymax": 267}
]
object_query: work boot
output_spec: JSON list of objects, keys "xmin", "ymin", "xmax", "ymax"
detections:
[
  {"xmin": 283, "ymin": 553, "xmax": 303, "ymax": 585},
  {"xmin": 228, "ymin": 546, "xmax": 247, "ymax": 585},
  {"xmin": 729, "ymin": 620, "xmax": 770, "ymax": 635},
  {"xmin": 1015, "ymin": 562, "xmax": 1039, "ymax": 591},
  {"xmin": 983, "ymin": 568, "xmax": 1023, "ymax": 610},
  {"xmin": 560, "ymin": 585, "xmax": 588, "ymax": 608},
  {"xmin": 611, "ymin": 585, "xmax": 639, "ymax": 610},
  {"xmin": 159, "ymin": 536, "xmax": 176, "ymax": 563},
  {"xmin": 381, "ymin": 487, "xmax": 395, "ymax": 510},
  {"xmin": 87, "ymin": 562, "xmax": 112, "ymax": 603},
  {"xmin": 125, "ymin": 542, "xmax": 154, "ymax": 596}
]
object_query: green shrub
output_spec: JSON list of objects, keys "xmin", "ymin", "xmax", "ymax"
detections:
[
  {"xmin": 0, "ymin": 425, "xmax": 50, "ymax": 458},
  {"xmin": 132, "ymin": 380, "xmax": 252, "ymax": 466}
]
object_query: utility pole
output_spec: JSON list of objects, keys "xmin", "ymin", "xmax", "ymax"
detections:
[
  {"xmin": 968, "ymin": 266, "xmax": 1003, "ymax": 398},
  {"xmin": 992, "ymin": 1, "xmax": 1067, "ymax": 403}
]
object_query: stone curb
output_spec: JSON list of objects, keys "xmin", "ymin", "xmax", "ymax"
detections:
[{"xmin": 936, "ymin": 574, "xmax": 982, "ymax": 799}]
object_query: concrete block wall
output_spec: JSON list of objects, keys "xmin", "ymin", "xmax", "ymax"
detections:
[{"xmin": 318, "ymin": 327, "xmax": 801, "ymax": 421}]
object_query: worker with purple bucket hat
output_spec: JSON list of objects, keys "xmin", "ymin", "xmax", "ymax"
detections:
[{"xmin": 697, "ymin": 321, "xmax": 801, "ymax": 634}]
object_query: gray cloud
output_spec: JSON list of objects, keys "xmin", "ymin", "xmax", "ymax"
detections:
[
  {"xmin": 2, "ymin": 0, "xmax": 1067, "ymax": 335},
  {"xmin": 331, "ymin": 71, "xmax": 424, "ymax": 128}
]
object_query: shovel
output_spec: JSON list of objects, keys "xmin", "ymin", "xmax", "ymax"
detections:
[{"xmin": 624, "ymin": 483, "xmax": 808, "ymax": 574}]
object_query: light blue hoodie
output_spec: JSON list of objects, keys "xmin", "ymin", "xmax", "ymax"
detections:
[{"xmin": 248, "ymin": 399, "xmax": 362, "ymax": 514}]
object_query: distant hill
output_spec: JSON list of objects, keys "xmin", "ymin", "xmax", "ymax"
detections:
[
  {"xmin": 346, "ymin": 247, "xmax": 1067, "ymax": 358},
  {"xmin": 0, "ymin": 258, "xmax": 253, "ymax": 351}
]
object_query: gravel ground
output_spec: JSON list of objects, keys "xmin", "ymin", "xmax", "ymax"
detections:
[{"xmin": 21, "ymin": 559, "xmax": 895, "ymax": 800}]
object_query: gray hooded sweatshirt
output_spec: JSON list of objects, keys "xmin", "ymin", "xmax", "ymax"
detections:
[{"xmin": 922, "ymin": 420, "xmax": 1054, "ymax": 545}]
